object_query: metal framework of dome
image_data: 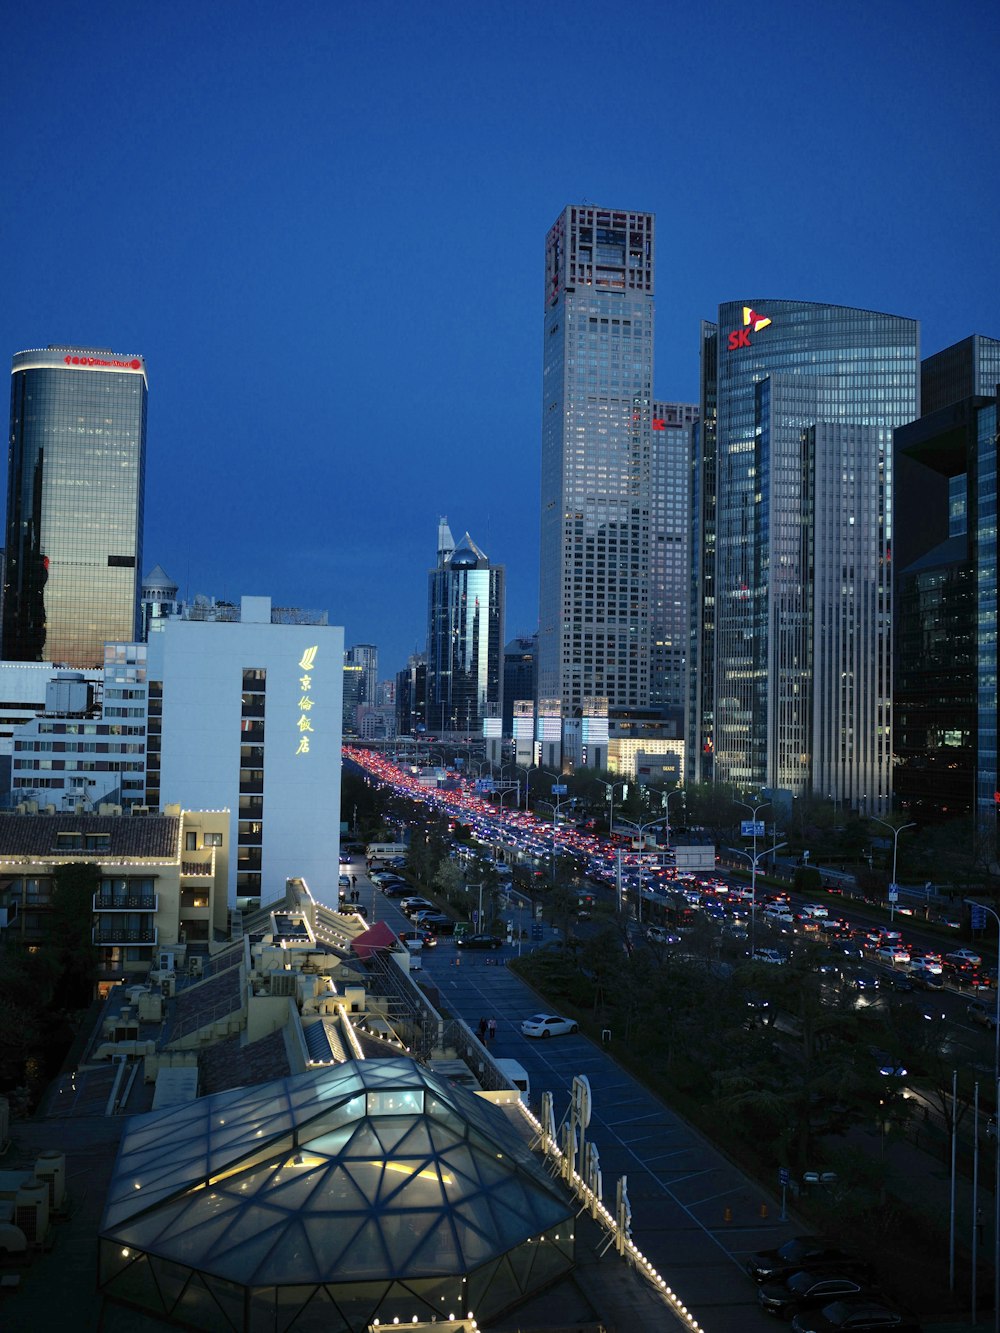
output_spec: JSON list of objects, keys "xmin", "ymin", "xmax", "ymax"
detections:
[{"xmin": 99, "ymin": 1057, "xmax": 574, "ymax": 1331}]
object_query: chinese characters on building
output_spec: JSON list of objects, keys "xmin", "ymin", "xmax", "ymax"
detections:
[{"xmin": 296, "ymin": 646, "xmax": 318, "ymax": 755}]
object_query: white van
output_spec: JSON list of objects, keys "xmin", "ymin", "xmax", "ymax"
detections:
[{"xmin": 495, "ymin": 1058, "xmax": 530, "ymax": 1101}]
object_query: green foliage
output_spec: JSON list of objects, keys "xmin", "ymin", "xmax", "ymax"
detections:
[
  {"xmin": 47, "ymin": 862, "xmax": 101, "ymax": 1009},
  {"xmin": 794, "ymin": 865, "xmax": 821, "ymax": 893}
]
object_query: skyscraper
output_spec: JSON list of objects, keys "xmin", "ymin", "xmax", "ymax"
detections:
[
  {"xmin": 426, "ymin": 525, "xmax": 504, "ymax": 736},
  {"xmin": 346, "ymin": 643, "xmax": 378, "ymax": 706},
  {"xmin": 650, "ymin": 400, "xmax": 697, "ymax": 723},
  {"xmin": 691, "ymin": 301, "xmax": 919, "ymax": 810},
  {"xmin": 894, "ymin": 334, "xmax": 1000, "ymax": 827},
  {"xmin": 538, "ymin": 206, "xmax": 655, "ymax": 718},
  {"xmin": 4, "ymin": 346, "xmax": 148, "ymax": 666}
]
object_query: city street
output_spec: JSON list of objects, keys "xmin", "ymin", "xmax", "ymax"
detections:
[{"xmin": 356, "ymin": 865, "xmax": 803, "ymax": 1333}]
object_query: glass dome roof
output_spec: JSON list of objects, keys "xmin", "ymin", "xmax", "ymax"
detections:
[{"xmin": 101, "ymin": 1057, "xmax": 572, "ymax": 1290}]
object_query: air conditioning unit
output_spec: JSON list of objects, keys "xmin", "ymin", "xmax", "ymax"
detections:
[
  {"xmin": 159, "ymin": 952, "xmax": 175, "ymax": 972},
  {"xmin": 188, "ymin": 956, "xmax": 203, "ymax": 977},
  {"xmin": 161, "ymin": 975, "xmax": 175, "ymax": 999},
  {"xmin": 269, "ymin": 972, "xmax": 297, "ymax": 998},
  {"xmin": 131, "ymin": 805, "xmax": 151, "ymax": 816},
  {"xmin": 14, "ymin": 1180, "xmax": 49, "ymax": 1246},
  {"xmin": 34, "ymin": 1152, "xmax": 66, "ymax": 1212}
]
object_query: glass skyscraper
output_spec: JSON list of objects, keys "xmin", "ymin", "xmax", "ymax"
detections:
[
  {"xmin": 894, "ymin": 335, "xmax": 1000, "ymax": 829},
  {"xmin": 4, "ymin": 346, "xmax": 147, "ymax": 666},
  {"xmin": 426, "ymin": 526, "xmax": 504, "ymax": 736},
  {"xmin": 650, "ymin": 400, "xmax": 697, "ymax": 722},
  {"xmin": 538, "ymin": 205, "xmax": 655, "ymax": 717},
  {"xmin": 690, "ymin": 301, "xmax": 919, "ymax": 809}
]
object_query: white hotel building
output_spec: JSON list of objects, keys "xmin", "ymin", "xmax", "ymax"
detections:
[{"xmin": 148, "ymin": 596, "xmax": 343, "ymax": 908}]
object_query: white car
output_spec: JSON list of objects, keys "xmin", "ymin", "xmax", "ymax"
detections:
[
  {"xmin": 646, "ymin": 925, "xmax": 681, "ymax": 945},
  {"xmin": 520, "ymin": 1013, "xmax": 579, "ymax": 1039},
  {"xmin": 875, "ymin": 945, "xmax": 911, "ymax": 966},
  {"xmin": 947, "ymin": 948, "xmax": 983, "ymax": 966}
]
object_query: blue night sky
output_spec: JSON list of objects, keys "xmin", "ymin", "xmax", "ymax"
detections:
[{"xmin": 3, "ymin": 1, "xmax": 998, "ymax": 678}]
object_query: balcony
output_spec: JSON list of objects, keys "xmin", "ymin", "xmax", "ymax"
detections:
[
  {"xmin": 93, "ymin": 925, "xmax": 158, "ymax": 946},
  {"xmin": 93, "ymin": 894, "xmax": 157, "ymax": 911},
  {"xmin": 239, "ymin": 779, "xmax": 264, "ymax": 795},
  {"xmin": 181, "ymin": 861, "xmax": 212, "ymax": 878}
]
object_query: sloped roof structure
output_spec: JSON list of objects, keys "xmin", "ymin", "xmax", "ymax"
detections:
[{"xmin": 99, "ymin": 1057, "xmax": 574, "ymax": 1331}]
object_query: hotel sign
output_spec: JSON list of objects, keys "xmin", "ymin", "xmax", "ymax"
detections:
[{"xmin": 295, "ymin": 646, "xmax": 318, "ymax": 755}]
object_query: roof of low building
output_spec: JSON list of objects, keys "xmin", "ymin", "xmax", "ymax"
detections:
[{"xmin": 0, "ymin": 813, "xmax": 180, "ymax": 860}]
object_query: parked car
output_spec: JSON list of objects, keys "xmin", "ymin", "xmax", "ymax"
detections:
[
  {"xmin": 456, "ymin": 933, "xmax": 503, "ymax": 949},
  {"xmin": 758, "ymin": 1270, "xmax": 884, "ymax": 1321},
  {"xmin": 746, "ymin": 1236, "xmax": 874, "ymax": 1285},
  {"xmin": 417, "ymin": 914, "xmax": 455, "ymax": 936},
  {"xmin": 968, "ymin": 999, "xmax": 998, "ymax": 1029},
  {"xmin": 520, "ymin": 1013, "xmax": 579, "ymax": 1039},
  {"xmin": 790, "ymin": 1298, "xmax": 922, "ymax": 1332},
  {"xmin": 401, "ymin": 897, "xmax": 435, "ymax": 917},
  {"xmin": 397, "ymin": 929, "xmax": 436, "ymax": 948}
]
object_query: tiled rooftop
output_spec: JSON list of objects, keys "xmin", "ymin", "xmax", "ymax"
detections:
[
  {"xmin": 198, "ymin": 1028, "xmax": 291, "ymax": 1094},
  {"xmin": 0, "ymin": 813, "xmax": 180, "ymax": 859}
]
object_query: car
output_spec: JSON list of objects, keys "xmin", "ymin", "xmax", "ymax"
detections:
[
  {"xmin": 758, "ymin": 1270, "xmax": 884, "ymax": 1321},
  {"xmin": 871, "ymin": 1048, "xmax": 907, "ymax": 1078},
  {"xmin": 456, "ymin": 933, "xmax": 503, "ymax": 949},
  {"xmin": 746, "ymin": 1237, "xmax": 874, "ymax": 1285},
  {"xmin": 844, "ymin": 968, "xmax": 880, "ymax": 992},
  {"xmin": 968, "ymin": 999, "xmax": 998, "ymax": 1029},
  {"xmin": 418, "ymin": 914, "xmax": 455, "ymax": 936},
  {"xmin": 520, "ymin": 1013, "xmax": 579, "ymax": 1039},
  {"xmin": 397, "ymin": 929, "xmax": 436, "ymax": 948},
  {"xmin": 646, "ymin": 925, "xmax": 682, "ymax": 945},
  {"xmin": 752, "ymin": 947, "xmax": 788, "ymax": 965},
  {"xmin": 909, "ymin": 969, "xmax": 944, "ymax": 991},
  {"xmin": 908, "ymin": 955, "xmax": 943, "ymax": 976},
  {"xmin": 381, "ymin": 882, "xmax": 410, "ymax": 898},
  {"xmin": 946, "ymin": 948, "xmax": 982, "ymax": 967},
  {"xmin": 790, "ymin": 1298, "xmax": 922, "ymax": 1331},
  {"xmin": 401, "ymin": 897, "xmax": 436, "ymax": 917},
  {"xmin": 874, "ymin": 945, "xmax": 911, "ymax": 966},
  {"xmin": 877, "ymin": 968, "xmax": 914, "ymax": 993}
]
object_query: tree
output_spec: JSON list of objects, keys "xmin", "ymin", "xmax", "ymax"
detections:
[{"xmin": 46, "ymin": 862, "xmax": 101, "ymax": 1009}]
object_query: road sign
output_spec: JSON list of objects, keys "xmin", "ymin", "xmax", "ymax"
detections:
[
  {"xmin": 552, "ymin": 784, "xmax": 568, "ymax": 795},
  {"xmin": 887, "ymin": 886, "xmax": 898, "ymax": 903},
  {"xmin": 741, "ymin": 820, "xmax": 765, "ymax": 838},
  {"xmin": 471, "ymin": 909, "xmax": 479, "ymax": 924},
  {"xmin": 779, "ymin": 1166, "xmax": 790, "ymax": 1186},
  {"xmin": 971, "ymin": 904, "xmax": 988, "ymax": 931}
]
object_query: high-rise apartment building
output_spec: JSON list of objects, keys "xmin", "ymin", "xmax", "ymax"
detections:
[
  {"xmin": 426, "ymin": 526, "xmax": 504, "ymax": 736},
  {"xmin": 538, "ymin": 206, "xmax": 655, "ymax": 717},
  {"xmin": 4, "ymin": 346, "xmax": 147, "ymax": 666},
  {"xmin": 650, "ymin": 401, "xmax": 697, "ymax": 723},
  {"xmin": 690, "ymin": 301, "xmax": 919, "ymax": 810},
  {"xmin": 346, "ymin": 643, "xmax": 378, "ymax": 706},
  {"xmin": 894, "ymin": 334, "xmax": 1000, "ymax": 828}
]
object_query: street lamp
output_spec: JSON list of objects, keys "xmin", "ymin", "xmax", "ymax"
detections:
[
  {"xmin": 661, "ymin": 786, "xmax": 686, "ymax": 849},
  {"xmin": 536, "ymin": 795, "xmax": 576, "ymax": 884},
  {"xmin": 870, "ymin": 818, "xmax": 916, "ymax": 923},
  {"xmin": 595, "ymin": 778, "xmax": 626, "ymax": 837},
  {"xmin": 729, "ymin": 839, "xmax": 787, "ymax": 958},
  {"xmin": 615, "ymin": 815, "xmax": 668, "ymax": 926}
]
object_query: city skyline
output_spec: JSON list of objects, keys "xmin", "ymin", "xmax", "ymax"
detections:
[{"xmin": 3, "ymin": 3, "xmax": 999, "ymax": 675}]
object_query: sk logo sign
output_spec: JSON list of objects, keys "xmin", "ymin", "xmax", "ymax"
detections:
[{"xmin": 727, "ymin": 306, "xmax": 772, "ymax": 350}]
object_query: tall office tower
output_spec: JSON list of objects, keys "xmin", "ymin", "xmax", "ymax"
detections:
[
  {"xmin": 538, "ymin": 206, "xmax": 655, "ymax": 718},
  {"xmin": 693, "ymin": 301, "xmax": 919, "ymax": 811},
  {"xmin": 687, "ymin": 323, "xmax": 719, "ymax": 783},
  {"xmin": 4, "ymin": 346, "xmax": 147, "ymax": 666},
  {"xmin": 426, "ymin": 528, "xmax": 504, "ymax": 736},
  {"xmin": 650, "ymin": 401, "xmax": 697, "ymax": 724},
  {"xmin": 342, "ymin": 660, "xmax": 363, "ymax": 738},
  {"xmin": 346, "ymin": 643, "xmax": 378, "ymax": 706},
  {"xmin": 395, "ymin": 653, "xmax": 427, "ymax": 737},
  {"xmin": 502, "ymin": 634, "xmax": 536, "ymax": 734},
  {"xmin": 894, "ymin": 334, "xmax": 1000, "ymax": 828}
]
